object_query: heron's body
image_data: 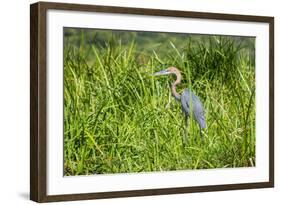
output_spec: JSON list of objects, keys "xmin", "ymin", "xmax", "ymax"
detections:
[
  {"xmin": 153, "ymin": 67, "xmax": 206, "ymax": 132},
  {"xmin": 180, "ymin": 89, "xmax": 206, "ymax": 129}
]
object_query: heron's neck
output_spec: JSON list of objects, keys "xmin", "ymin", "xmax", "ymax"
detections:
[{"xmin": 171, "ymin": 72, "xmax": 181, "ymax": 101}]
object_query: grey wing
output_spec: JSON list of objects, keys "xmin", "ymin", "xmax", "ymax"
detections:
[
  {"xmin": 191, "ymin": 93, "xmax": 206, "ymax": 129},
  {"xmin": 181, "ymin": 89, "xmax": 206, "ymax": 129}
]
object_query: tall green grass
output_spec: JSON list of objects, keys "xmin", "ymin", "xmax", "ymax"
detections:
[{"xmin": 63, "ymin": 29, "xmax": 255, "ymax": 176}]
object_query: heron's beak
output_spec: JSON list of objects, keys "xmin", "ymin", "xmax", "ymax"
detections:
[{"xmin": 153, "ymin": 69, "xmax": 171, "ymax": 76}]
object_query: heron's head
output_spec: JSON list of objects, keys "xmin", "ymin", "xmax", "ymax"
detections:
[{"xmin": 153, "ymin": 67, "xmax": 181, "ymax": 76}]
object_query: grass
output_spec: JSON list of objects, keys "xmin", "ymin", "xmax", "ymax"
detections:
[{"xmin": 63, "ymin": 29, "xmax": 255, "ymax": 176}]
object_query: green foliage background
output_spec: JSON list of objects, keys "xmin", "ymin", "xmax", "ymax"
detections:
[{"xmin": 63, "ymin": 28, "xmax": 255, "ymax": 176}]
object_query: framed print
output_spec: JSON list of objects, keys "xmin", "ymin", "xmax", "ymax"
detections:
[{"xmin": 30, "ymin": 1, "xmax": 274, "ymax": 202}]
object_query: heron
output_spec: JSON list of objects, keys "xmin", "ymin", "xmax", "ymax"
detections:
[{"xmin": 153, "ymin": 67, "xmax": 206, "ymax": 140}]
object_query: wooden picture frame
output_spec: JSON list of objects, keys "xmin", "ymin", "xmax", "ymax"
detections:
[{"xmin": 30, "ymin": 1, "xmax": 274, "ymax": 202}]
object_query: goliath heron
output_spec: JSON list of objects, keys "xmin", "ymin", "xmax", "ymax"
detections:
[{"xmin": 153, "ymin": 67, "xmax": 206, "ymax": 139}]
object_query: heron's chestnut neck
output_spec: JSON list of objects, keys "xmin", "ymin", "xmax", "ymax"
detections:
[{"xmin": 171, "ymin": 70, "xmax": 182, "ymax": 101}]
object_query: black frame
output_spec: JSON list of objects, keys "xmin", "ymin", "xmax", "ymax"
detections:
[{"xmin": 30, "ymin": 1, "xmax": 274, "ymax": 202}]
